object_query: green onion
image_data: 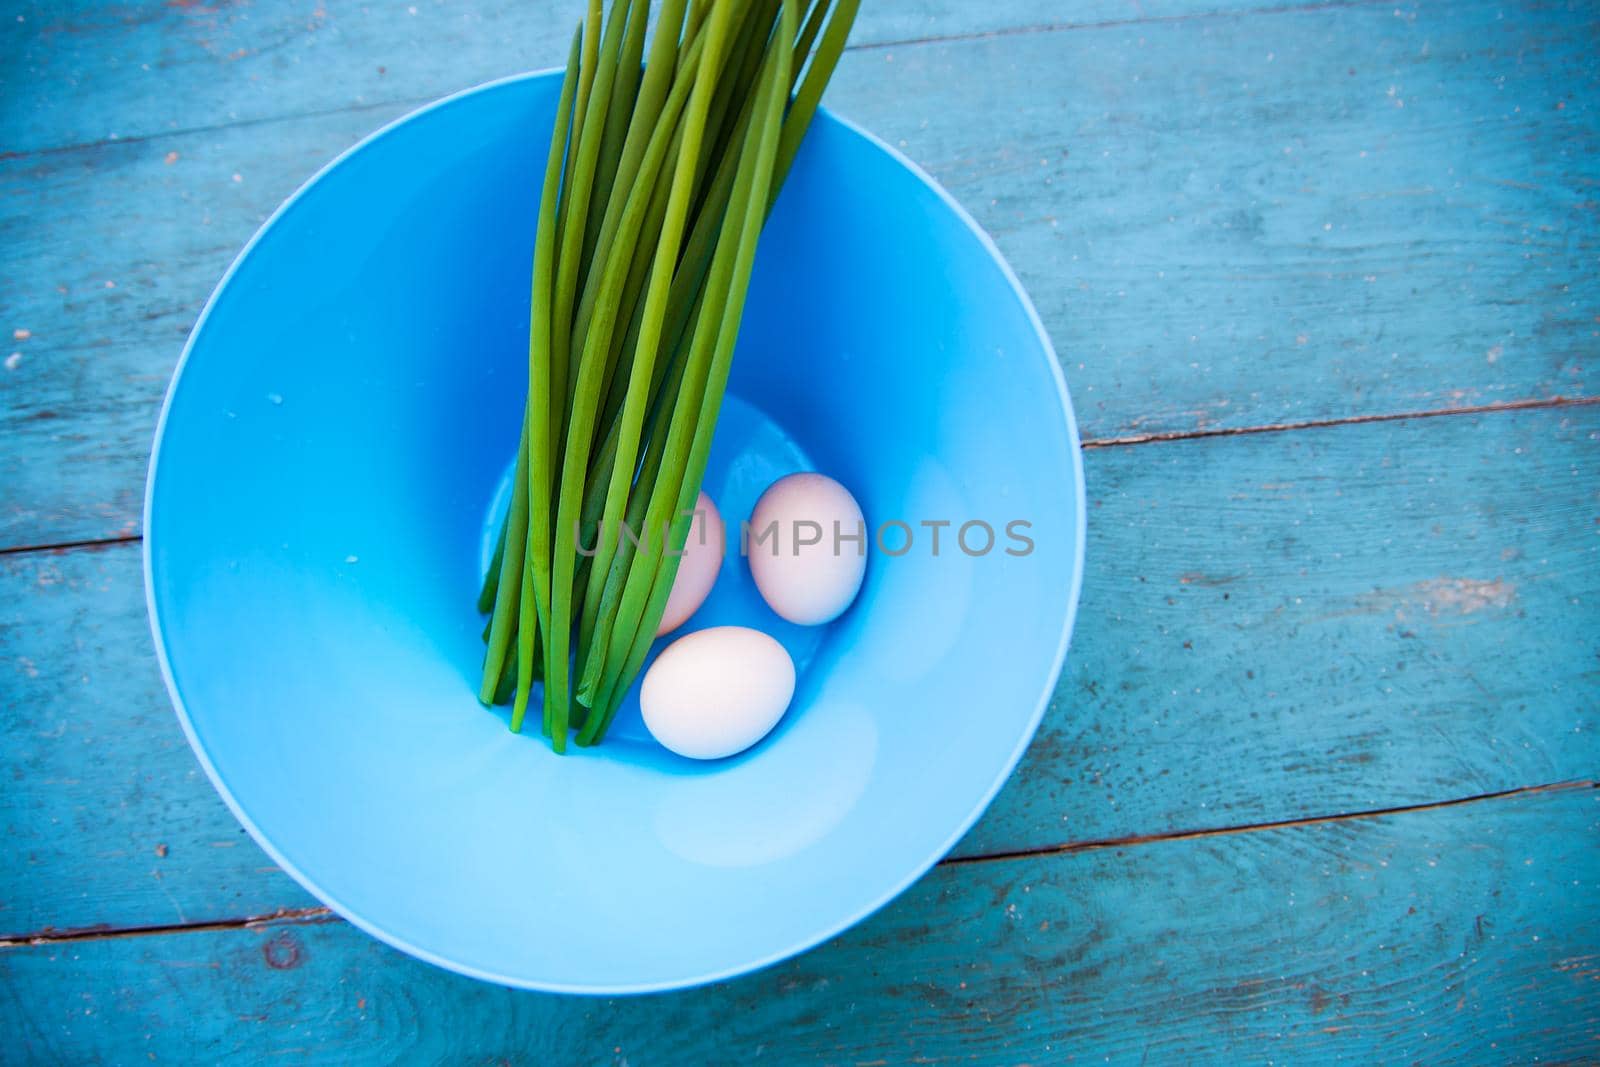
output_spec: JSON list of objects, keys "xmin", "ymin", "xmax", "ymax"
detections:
[
  {"xmin": 477, "ymin": 0, "xmax": 854, "ymax": 750},
  {"xmin": 572, "ymin": 0, "xmax": 773, "ymax": 686},
  {"xmin": 573, "ymin": 0, "xmax": 856, "ymax": 707},
  {"xmin": 549, "ymin": 1, "xmax": 605, "ymax": 439},
  {"xmin": 544, "ymin": 5, "xmax": 734, "ymax": 751},
  {"xmin": 775, "ymin": 0, "xmax": 858, "ymax": 184},
  {"xmin": 478, "ymin": 25, "xmax": 582, "ymax": 708},
  {"xmin": 476, "ymin": 516, "xmax": 507, "ymax": 615},
  {"xmin": 511, "ymin": 20, "xmax": 589, "ymax": 734},
  {"xmin": 568, "ymin": 0, "xmax": 692, "ymax": 359},
  {"xmin": 584, "ymin": 1, "xmax": 797, "ymax": 740},
  {"xmin": 582, "ymin": 0, "xmax": 649, "ymax": 281},
  {"xmin": 794, "ymin": 0, "xmax": 829, "ymax": 63}
]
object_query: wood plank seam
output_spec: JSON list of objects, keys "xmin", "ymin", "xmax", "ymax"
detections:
[
  {"xmin": 7, "ymin": 392, "xmax": 1590, "ymax": 560},
  {"xmin": 5, "ymin": 779, "xmax": 1590, "ymax": 949},
  {"xmin": 0, "ymin": 907, "xmax": 336, "ymax": 950},
  {"xmin": 1079, "ymin": 395, "xmax": 1600, "ymax": 451},
  {"xmin": 0, "ymin": 0, "xmax": 1396, "ymax": 163},
  {"xmin": 0, "ymin": 97, "xmax": 433, "ymax": 165},
  {"xmin": 845, "ymin": 0, "xmax": 1389, "ymax": 53},
  {"xmin": 943, "ymin": 778, "xmax": 1598, "ymax": 867},
  {"xmin": 0, "ymin": 533, "xmax": 139, "ymax": 559}
]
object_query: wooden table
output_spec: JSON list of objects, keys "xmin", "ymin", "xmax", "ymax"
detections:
[{"xmin": 3, "ymin": 1, "xmax": 1596, "ymax": 1061}]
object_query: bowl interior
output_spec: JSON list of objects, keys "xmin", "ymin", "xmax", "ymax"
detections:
[{"xmin": 147, "ymin": 72, "xmax": 1083, "ymax": 992}]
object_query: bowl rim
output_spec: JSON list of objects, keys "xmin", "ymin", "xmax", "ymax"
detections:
[{"xmin": 143, "ymin": 67, "xmax": 1088, "ymax": 995}]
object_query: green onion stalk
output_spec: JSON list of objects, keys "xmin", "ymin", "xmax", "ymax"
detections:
[{"xmin": 476, "ymin": 0, "xmax": 859, "ymax": 751}]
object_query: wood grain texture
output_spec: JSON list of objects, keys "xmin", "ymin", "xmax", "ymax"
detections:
[
  {"xmin": 3, "ymin": 785, "xmax": 1596, "ymax": 1064},
  {"xmin": 0, "ymin": 541, "xmax": 311, "ymax": 938},
  {"xmin": 968, "ymin": 403, "xmax": 1600, "ymax": 856},
  {"xmin": 4, "ymin": 407, "xmax": 1594, "ymax": 937},
  {"xmin": 3, "ymin": 2, "xmax": 1596, "ymax": 1052},
  {"xmin": 3, "ymin": 0, "xmax": 1597, "ymax": 546},
  {"xmin": 0, "ymin": 0, "xmax": 1355, "ymax": 156}
]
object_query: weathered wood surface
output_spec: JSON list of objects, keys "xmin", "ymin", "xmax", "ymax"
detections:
[
  {"xmin": 0, "ymin": 0, "xmax": 1337, "ymax": 155},
  {"xmin": 5, "ymin": 785, "xmax": 1596, "ymax": 1064},
  {"xmin": 0, "ymin": 538, "xmax": 309, "ymax": 939},
  {"xmin": 5, "ymin": 406, "xmax": 1594, "ymax": 938},
  {"xmin": 3, "ymin": 0, "xmax": 1596, "ymax": 546},
  {"xmin": 4, "ymin": 0, "xmax": 1598, "ymax": 1059}
]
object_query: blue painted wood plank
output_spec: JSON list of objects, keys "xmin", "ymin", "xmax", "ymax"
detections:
[
  {"xmin": 3, "ymin": 0, "xmax": 1595, "ymax": 546},
  {"xmin": 3, "ymin": 785, "xmax": 1596, "ymax": 1063},
  {"xmin": 971, "ymin": 404, "xmax": 1600, "ymax": 856},
  {"xmin": 0, "ymin": 0, "xmax": 1340, "ymax": 156},
  {"xmin": 4, "ymin": 407, "xmax": 1594, "ymax": 937},
  {"xmin": 0, "ymin": 542, "xmax": 313, "ymax": 938}
]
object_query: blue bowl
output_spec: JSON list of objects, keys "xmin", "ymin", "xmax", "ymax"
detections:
[{"xmin": 146, "ymin": 71, "xmax": 1085, "ymax": 993}]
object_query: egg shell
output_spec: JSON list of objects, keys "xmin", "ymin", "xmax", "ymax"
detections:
[
  {"xmin": 747, "ymin": 472, "xmax": 867, "ymax": 625},
  {"xmin": 640, "ymin": 626, "xmax": 796, "ymax": 760},
  {"xmin": 656, "ymin": 490, "xmax": 725, "ymax": 636}
]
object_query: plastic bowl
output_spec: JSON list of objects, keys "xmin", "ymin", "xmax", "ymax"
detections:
[{"xmin": 146, "ymin": 71, "xmax": 1085, "ymax": 993}]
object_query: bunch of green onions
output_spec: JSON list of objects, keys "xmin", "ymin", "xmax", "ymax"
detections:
[{"xmin": 476, "ymin": 0, "xmax": 859, "ymax": 751}]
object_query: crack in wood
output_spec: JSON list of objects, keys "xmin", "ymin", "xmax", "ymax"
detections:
[
  {"xmin": 1079, "ymin": 395, "xmax": 1600, "ymax": 451},
  {"xmin": 942, "ymin": 779, "xmax": 1598, "ymax": 867},
  {"xmin": 0, "ymin": 906, "xmax": 335, "ymax": 950},
  {"xmin": 0, "ymin": 533, "xmax": 141, "ymax": 559},
  {"xmin": 1, "ymin": 781, "xmax": 1590, "ymax": 949}
]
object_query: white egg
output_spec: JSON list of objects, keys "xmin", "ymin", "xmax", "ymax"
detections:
[
  {"xmin": 747, "ymin": 472, "xmax": 867, "ymax": 625},
  {"xmin": 656, "ymin": 490, "xmax": 725, "ymax": 636},
  {"xmin": 640, "ymin": 626, "xmax": 796, "ymax": 760}
]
